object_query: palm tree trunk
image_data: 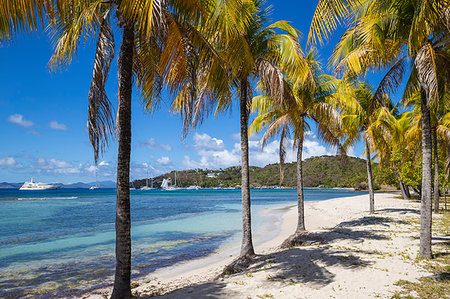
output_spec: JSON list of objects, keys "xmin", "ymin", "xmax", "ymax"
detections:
[
  {"xmin": 405, "ymin": 184, "xmax": 411, "ymax": 199},
  {"xmin": 419, "ymin": 87, "xmax": 433, "ymax": 259},
  {"xmin": 296, "ymin": 134, "xmax": 305, "ymax": 232},
  {"xmin": 399, "ymin": 181, "xmax": 409, "ymax": 200},
  {"xmin": 393, "ymin": 166, "xmax": 409, "ymax": 200},
  {"xmin": 365, "ymin": 140, "xmax": 375, "ymax": 214},
  {"xmin": 433, "ymin": 129, "xmax": 439, "ymax": 213},
  {"xmin": 239, "ymin": 78, "xmax": 254, "ymax": 257},
  {"xmin": 111, "ymin": 23, "xmax": 134, "ymax": 299}
]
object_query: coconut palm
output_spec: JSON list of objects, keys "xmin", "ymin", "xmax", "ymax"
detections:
[
  {"xmin": 403, "ymin": 90, "xmax": 450, "ymax": 211},
  {"xmin": 172, "ymin": 0, "xmax": 313, "ymax": 258},
  {"xmin": 309, "ymin": 0, "xmax": 450, "ymax": 258},
  {"xmin": 2, "ymin": 0, "xmax": 233, "ymax": 297},
  {"xmin": 250, "ymin": 52, "xmax": 343, "ymax": 240},
  {"xmin": 334, "ymin": 80, "xmax": 396, "ymax": 213},
  {"xmin": 369, "ymin": 105, "xmax": 418, "ymax": 200}
]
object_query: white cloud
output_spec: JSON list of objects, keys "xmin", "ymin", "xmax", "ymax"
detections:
[
  {"xmin": 193, "ymin": 133, "xmax": 225, "ymax": 150},
  {"xmin": 182, "ymin": 133, "xmax": 239, "ymax": 169},
  {"xmin": 346, "ymin": 146, "xmax": 356, "ymax": 157},
  {"xmin": 99, "ymin": 161, "xmax": 109, "ymax": 166},
  {"xmin": 36, "ymin": 158, "xmax": 80, "ymax": 174},
  {"xmin": 86, "ymin": 165, "xmax": 98, "ymax": 173},
  {"xmin": 8, "ymin": 114, "xmax": 34, "ymax": 127},
  {"xmin": 182, "ymin": 132, "xmax": 335, "ymax": 170},
  {"xmin": 49, "ymin": 121, "xmax": 68, "ymax": 131},
  {"xmin": 0, "ymin": 157, "xmax": 21, "ymax": 168},
  {"xmin": 157, "ymin": 157, "xmax": 171, "ymax": 165},
  {"xmin": 303, "ymin": 139, "xmax": 334, "ymax": 159},
  {"xmin": 139, "ymin": 138, "xmax": 172, "ymax": 151}
]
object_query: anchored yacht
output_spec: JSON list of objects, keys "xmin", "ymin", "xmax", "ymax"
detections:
[{"xmin": 19, "ymin": 178, "xmax": 58, "ymax": 190}]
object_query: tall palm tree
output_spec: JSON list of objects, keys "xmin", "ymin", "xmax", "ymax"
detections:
[
  {"xmin": 309, "ymin": 0, "xmax": 450, "ymax": 259},
  {"xmin": 332, "ymin": 80, "xmax": 394, "ymax": 213},
  {"xmin": 250, "ymin": 52, "xmax": 343, "ymax": 239},
  {"xmin": 172, "ymin": 0, "xmax": 311, "ymax": 258},
  {"xmin": 2, "ymin": 1, "xmax": 228, "ymax": 297},
  {"xmin": 403, "ymin": 90, "xmax": 450, "ymax": 211}
]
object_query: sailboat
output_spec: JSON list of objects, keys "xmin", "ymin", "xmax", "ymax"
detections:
[
  {"xmin": 186, "ymin": 171, "xmax": 201, "ymax": 190},
  {"xmin": 162, "ymin": 172, "xmax": 180, "ymax": 190},
  {"xmin": 140, "ymin": 168, "xmax": 155, "ymax": 190},
  {"xmin": 89, "ymin": 171, "xmax": 100, "ymax": 190}
]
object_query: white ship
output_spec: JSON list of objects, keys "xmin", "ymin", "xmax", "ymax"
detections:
[{"xmin": 19, "ymin": 178, "xmax": 58, "ymax": 190}]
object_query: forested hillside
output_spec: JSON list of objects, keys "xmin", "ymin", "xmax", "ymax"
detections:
[{"xmin": 133, "ymin": 155, "xmax": 377, "ymax": 189}]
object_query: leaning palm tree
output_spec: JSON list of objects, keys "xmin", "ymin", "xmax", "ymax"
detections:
[
  {"xmin": 332, "ymin": 80, "xmax": 394, "ymax": 213},
  {"xmin": 309, "ymin": 0, "xmax": 450, "ymax": 258},
  {"xmin": 250, "ymin": 52, "xmax": 343, "ymax": 243},
  {"xmin": 173, "ymin": 0, "xmax": 311, "ymax": 259},
  {"xmin": 6, "ymin": 1, "xmax": 225, "ymax": 297}
]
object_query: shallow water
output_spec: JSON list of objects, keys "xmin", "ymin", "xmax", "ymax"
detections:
[{"xmin": 0, "ymin": 188, "xmax": 365, "ymax": 297}]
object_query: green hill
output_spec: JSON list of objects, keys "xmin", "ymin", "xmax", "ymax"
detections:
[{"xmin": 132, "ymin": 155, "xmax": 375, "ymax": 189}]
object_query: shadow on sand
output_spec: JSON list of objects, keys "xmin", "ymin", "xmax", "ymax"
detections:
[{"xmin": 138, "ymin": 214, "xmax": 411, "ymax": 298}]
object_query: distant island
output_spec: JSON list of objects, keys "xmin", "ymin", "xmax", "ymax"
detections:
[{"xmin": 132, "ymin": 155, "xmax": 384, "ymax": 190}]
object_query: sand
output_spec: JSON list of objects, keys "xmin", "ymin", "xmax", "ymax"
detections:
[{"xmin": 86, "ymin": 192, "xmax": 448, "ymax": 298}]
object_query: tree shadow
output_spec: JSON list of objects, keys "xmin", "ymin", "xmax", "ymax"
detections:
[
  {"xmin": 304, "ymin": 226, "xmax": 390, "ymax": 245},
  {"xmin": 336, "ymin": 216, "xmax": 409, "ymax": 228},
  {"xmin": 142, "ymin": 245, "xmax": 373, "ymax": 298},
  {"xmin": 377, "ymin": 208, "xmax": 420, "ymax": 215},
  {"xmin": 248, "ymin": 246, "xmax": 372, "ymax": 285},
  {"xmin": 140, "ymin": 280, "xmax": 234, "ymax": 298}
]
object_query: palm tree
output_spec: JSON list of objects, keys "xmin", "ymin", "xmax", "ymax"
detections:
[
  {"xmin": 332, "ymin": 80, "xmax": 394, "ymax": 213},
  {"xmin": 250, "ymin": 52, "xmax": 343, "ymax": 241},
  {"xmin": 403, "ymin": 90, "xmax": 450, "ymax": 211},
  {"xmin": 172, "ymin": 0, "xmax": 311, "ymax": 259},
  {"xmin": 3, "ymin": 1, "xmax": 222, "ymax": 297},
  {"xmin": 309, "ymin": 0, "xmax": 450, "ymax": 259},
  {"xmin": 369, "ymin": 103, "xmax": 420, "ymax": 200}
]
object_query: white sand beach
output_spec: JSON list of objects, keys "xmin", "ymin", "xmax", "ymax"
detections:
[{"xmin": 86, "ymin": 192, "xmax": 449, "ymax": 298}]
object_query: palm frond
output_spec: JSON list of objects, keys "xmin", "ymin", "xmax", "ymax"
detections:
[
  {"xmin": 87, "ymin": 14, "xmax": 115, "ymax": 163},
  {"xmin": 415, "ymin": 42, "xmax": 439, "ymax": 105},
  {"xmin": 308, "ymin": 0, "xmax": 353, "ymax": 46},
  {"xmin": 279, "ymin": 124, "xmax": 287, "ymax": 186}
]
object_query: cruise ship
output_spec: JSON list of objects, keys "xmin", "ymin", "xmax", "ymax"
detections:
[{"xmin": 19, "ymin": 178, "xmax": 59, "ymax": 190}]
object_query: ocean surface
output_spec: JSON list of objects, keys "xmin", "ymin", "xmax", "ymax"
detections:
[{"xmin": 0, "ymin": 188, "xmax": 365, "ymax": 298}]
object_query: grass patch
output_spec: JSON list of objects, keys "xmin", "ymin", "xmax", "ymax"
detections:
[{"xmin": 393, "ymin": 276, "xmax": 449, "ymax": 299}]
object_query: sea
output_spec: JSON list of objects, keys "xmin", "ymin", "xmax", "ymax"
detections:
[{"xmin": 0, "ymin": 188, "xmax": 365, "ymax": 298}]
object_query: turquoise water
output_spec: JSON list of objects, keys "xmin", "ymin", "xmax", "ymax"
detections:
[{"xmin": 0, "ymin": 188, "xmax": 364, "ymax": 297}]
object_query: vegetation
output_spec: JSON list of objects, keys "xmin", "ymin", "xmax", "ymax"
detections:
[
  {"xmin": 309, "ymin": 0, "xmax": 450, "ymax": 259},
  {"xmin": 132, "ymin": 155, "xmax": 380, "ymax": 189}
]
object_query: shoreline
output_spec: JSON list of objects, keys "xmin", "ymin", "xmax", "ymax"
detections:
[{"xmin": 87, "ymin": 192, "xmax": 423, "ymax": 298}]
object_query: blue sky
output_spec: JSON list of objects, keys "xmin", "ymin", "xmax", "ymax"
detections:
[{"xmin": 0, "ymin": 1, "xmax": 375, "ymax": 184}]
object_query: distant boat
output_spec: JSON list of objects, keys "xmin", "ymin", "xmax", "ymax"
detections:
[
  {"xmin": 186, "ymin": 185, "xmax": 200, "ymax": 190},
  {"xmin": 140, "ymin": 177, "xmax": 155, "ymax": 190},
  {"xmin": 19, "ymin": 178, "xmax": 58, "ymax": 190},
  {"xmin": 90, "ymin": 170, "xmax": 100, "ymax": 190},
  {"xmin": 161, "ymin": 176, "xmax": 179, "ymax": 191}
]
